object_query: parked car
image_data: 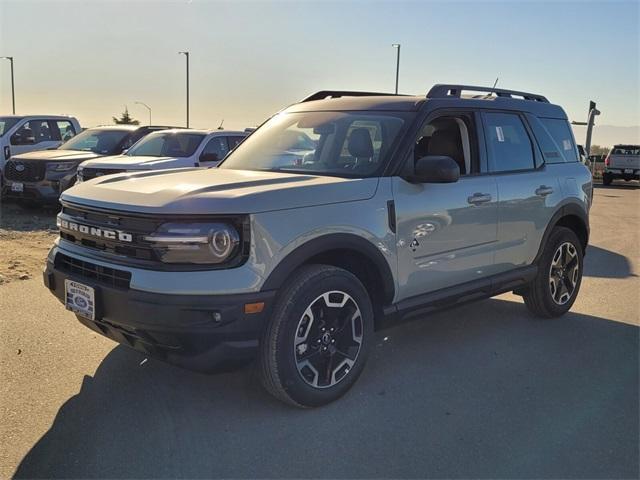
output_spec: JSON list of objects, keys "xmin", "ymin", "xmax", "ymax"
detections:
[
  {"xmin": 76, "ymin": 129, "xmax": 247, "ymax": 182},
  {"xmin": 2, "ymin": 125, "xmax": 178, "ymax": 204},
  {"xmin": 44, "ymin": 84, "xmax": 591, "ymax": 407},
  {"xmin": 0, "ymin": 115, "xmax": 81, "ymax": 177},
  {"xmin": 602, "ymin": 144, "xmax": 640, "ymax": 185}
]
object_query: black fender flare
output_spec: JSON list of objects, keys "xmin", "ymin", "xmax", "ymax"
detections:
[
  {"xmin": 534, "ymin": 202, "xmax": 590, "ymax": 263},
  {"xmin": 261, "ymin": 233, "xmax": 396, "ymax": 304}
]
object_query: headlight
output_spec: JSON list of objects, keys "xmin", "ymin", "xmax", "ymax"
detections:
[
  {"xmin": 144, "ymin": 222, "xmax": 241, "ymax": 264},
  {"xmin": 47, "ymin": 162, "xmax": 77, "ymax": 172}
]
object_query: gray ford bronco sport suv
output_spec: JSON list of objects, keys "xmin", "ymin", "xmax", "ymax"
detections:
[{"xmin": 44, "ymin": 84, "xmax": 592, "ymax": 407}]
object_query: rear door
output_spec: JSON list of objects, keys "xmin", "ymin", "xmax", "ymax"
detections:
[{"xmin": 483, "ymin": 112, "xmax": 563, "ymax": 271}]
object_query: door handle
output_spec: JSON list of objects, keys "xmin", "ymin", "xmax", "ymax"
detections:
[
  {"xmin": 467, "ymin": 192, "xmax": 492, "ymax": 205},
  {"xmin": 535, "ymin": 185, "xmax": 554, "ymax": 197}
]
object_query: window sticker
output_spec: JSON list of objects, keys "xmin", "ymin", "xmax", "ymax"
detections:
[
  {"xmin": 562, "ymin": 139, "xmax": 571, "ymax": 150},
  {"xmin": 496, "ymin": 126, "xmax": 505, "ymax": 142}
]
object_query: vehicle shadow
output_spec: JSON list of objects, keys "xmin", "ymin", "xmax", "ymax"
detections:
[
  {"xmin": 13, "ymin": 298, "xmax": 639, "ymax": 479},
  {"xmin": 584, "ymin": 245, "xmax": 636, "ymax": 278}
]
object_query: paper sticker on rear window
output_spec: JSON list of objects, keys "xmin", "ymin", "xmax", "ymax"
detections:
[
  {"xmin": 562, "ymin": 139, "xmax": 572, "ymax": 150},
  {"xmin": 496, "ymin": 126, "xmax": 505, "ymax": 142}
]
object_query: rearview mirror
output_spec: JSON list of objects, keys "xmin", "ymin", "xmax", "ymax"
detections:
[{"xmin": 409, "ymin": 155, "xmax": 460, "ymax": 183}]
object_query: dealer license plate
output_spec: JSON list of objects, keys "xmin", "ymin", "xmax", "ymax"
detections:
[{"xmin": 65, "ymin": 280, "xmax": 95, "ymax": 320}]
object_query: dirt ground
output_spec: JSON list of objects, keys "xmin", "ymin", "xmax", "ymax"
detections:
[{"xmin": 0, "ymin": 200, "xmax": 58, "ymax": 285}]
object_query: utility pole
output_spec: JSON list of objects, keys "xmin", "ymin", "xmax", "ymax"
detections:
[
  {"xmin": 392, "ymin": 44, "xmax": 401, "ymax": 94},
  {"xmin": 178, "ymin": 51, "xmax": 190, "ymax": 127},
  {"xmin": 1, "ymin": 56, "xmax": 15, "ymax": 114}
]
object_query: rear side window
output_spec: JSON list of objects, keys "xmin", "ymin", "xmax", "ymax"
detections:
[
  {"xmin": 229, "ymin": 136, "xmax": 246, "ymax": 149},
  {"xmin": 201, "ymin": 137, "xmax": 230, "ymax": 161},
  {"xmin": 483, "ymin": 112, "xmax": 535, "ymax": 172},
  {"xmin": 57, "ymin": 121, "xmax": 76, "ymax": 141},
  {"xmin": 539, "ymin": 118, "xmax": 578, "ymax": 162}
]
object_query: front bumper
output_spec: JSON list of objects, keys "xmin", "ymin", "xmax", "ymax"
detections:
[
  {"xmin": 43, "ymin": 254, "xmax": 276, "ymax": 373},
  {"xmin": 2, "ymin": 172, "xmax": 76, "ymax": 203}
]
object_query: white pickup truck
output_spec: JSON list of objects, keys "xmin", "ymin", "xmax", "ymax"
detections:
[{"xmin": 603, "ymin": 145, "xmax": 640, "ymax": 185}]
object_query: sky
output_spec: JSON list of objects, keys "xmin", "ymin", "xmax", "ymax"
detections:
[{"xmin": 0, "ymin": 0, "xmax": 638, "ymax": 146}]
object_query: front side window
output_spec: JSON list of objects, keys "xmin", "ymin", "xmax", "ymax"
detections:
[
  {"xmin": 200, "ymin": 137, "xmax": 230, "ymax": 162},
  {"xmin": 127, "ymin": 132, "xmax": 205, "ymax": 157},
  {"xmin": 58, "ymin": 128, "xmax": 131, "ymax": 154},
  {"xmin": 10, "ymin": 120, "xmax": 54, "ymax": 145},
  {"xmin": 540, "ymin": 118, "xmax": 578, "ymax": 163},
  {"xmin": 483, "ymin": 112, "xmax": 534, "ymax": 172},
  {"xmin": 220, "ymin": 111, "xmax": 407, "ymax": 177}
]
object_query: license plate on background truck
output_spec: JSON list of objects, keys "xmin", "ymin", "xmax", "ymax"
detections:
[
  {"xmin": 624, "ymin": 169, "xmax": 633, "ymax": 174},
  {"xmin": 10, "ymin": 182, "xmax": 23, "ymax": 192},
  {"xmin": 65, "ymin": 280, "xmax": 95, "ymax": 320}
]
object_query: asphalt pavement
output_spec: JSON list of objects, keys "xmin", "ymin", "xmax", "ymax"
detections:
[{"xmin": 1, "ymin": 184, "xmax": 638, "ymax": 479}]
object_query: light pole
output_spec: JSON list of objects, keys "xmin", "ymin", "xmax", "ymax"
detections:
[
  {"xmin": 392, "ymin": 44, "xmax": 401, "ymax": 95},
  {"xmin": 1, "ymin": 56, "xmax": 15, "ymax": 114},
  {"xmin": 178, "ymin": 51, "xmax": 189, "ymax": 127},
  {"xmin": 135, "ymin": 101, "xmax": 152, "ymax": 125}
]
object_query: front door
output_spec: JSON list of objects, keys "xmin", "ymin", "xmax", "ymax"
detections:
[
  {"xmin": 10, "ymin": 120, "xmax": 62, "ymax": 156},
  {"xmin": 393, "ymin": 111, "xmax": 499, "ymax": 302}
]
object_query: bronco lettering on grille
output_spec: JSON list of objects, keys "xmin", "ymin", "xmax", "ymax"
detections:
[{"xmin": 57, "ymin": 218, "xmax": 133, "ymax": 242}]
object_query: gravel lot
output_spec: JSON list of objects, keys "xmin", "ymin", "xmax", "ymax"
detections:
[{"xmin": 0, "ymin": 184, "xmax": 638, "ymax": 478}]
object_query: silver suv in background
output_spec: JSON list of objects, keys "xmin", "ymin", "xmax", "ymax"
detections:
[
  {"xmin": 602, "ymin": 144, "xmax": 640, "ymax": 185},
  {"xmin": 77, "ymin": 129, "xmax": 247, "ymax": 182},
  {"xmin": 44, "ymin": 85, "xmax": 591, "ymax": 407}
]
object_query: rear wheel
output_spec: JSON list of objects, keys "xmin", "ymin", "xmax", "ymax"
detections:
[
  {"xmin": 259, "ymin": 265, "xmax": 373, "ymax": 407},
  {"xmin": 523, "ymin": 227, "xmax": 583, "ymax": 318},
  {"xmin": 602, "ymin": 173, "xmax": 612, "ymax": 186}
]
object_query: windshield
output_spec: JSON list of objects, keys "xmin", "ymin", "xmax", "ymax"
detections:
[
  {"xmin": 59, "ymin": 128, "xmax": 131, "ymax": 154},
  {"xmin": 220, "ymin": 111, "xmax": 407, "ymax": 177},
  {"xmin": 126, "ymin": 132, "xmax": 205, "ymax": 157},
  {"xmin": 0, "ymin": 117, "xmax": 20, "ymax": 137}
]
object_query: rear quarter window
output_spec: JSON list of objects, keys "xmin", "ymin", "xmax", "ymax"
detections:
[{"xmin": 539, "ymin": 118, "xmax": 578, "ymax": 163}]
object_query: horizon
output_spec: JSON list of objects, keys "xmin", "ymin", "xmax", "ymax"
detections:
[{"xmin": 1, "ymin": 0, "xmax": 639, "ymax": 147}]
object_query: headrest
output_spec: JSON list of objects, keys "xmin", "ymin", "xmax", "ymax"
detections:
[{"xmin": 348, "ymin": 128, "xmax": 374, "ymax": 158}]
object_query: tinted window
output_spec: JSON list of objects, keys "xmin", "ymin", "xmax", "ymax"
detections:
[
  {"xmin": 10, "ymin": 120, "xmax": 54, "ymax": 145},
  {"xmin": 611, "ymin": 145, "xmax": 640, "ymax": 155},
  {"xmin": 127, "ymin": 132, "xmax": 205, "ymax": 157},
  {"xmin": 0, "ymin": 117, "xmax": 20, "ymax": 137},
  {"xmin": 57, "ymin": 121, "xmax": 76, "ymax": 142},
  {"xmin": 525, "ymin": 114, "xmax": 563, "ymax": 164},
  {"xmin": 59, "ymin": 128, "xmax": 131, "ymax": 154},
  {"xmin": 201, "ymin": 137, "xmax": 230, "ymax": 162},
  {"xmin": 229, "ymin": 136, "xmax": 246, "ymax": 149},
  {"xmin": 540, "ymin": 118, "xmax": 578, "ymax": 162},
  {"xmin": 483, "ymin": 113, "xmax": 534, "ymax": 172}
]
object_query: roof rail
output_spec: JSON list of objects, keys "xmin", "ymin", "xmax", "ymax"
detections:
[
  {"xmin": 301, "ymin": 90, "xmax": 405, "ymax": 103},
  {"xmin": 427, "ymin": 84, "xmax": 549, "ymax": 103}
]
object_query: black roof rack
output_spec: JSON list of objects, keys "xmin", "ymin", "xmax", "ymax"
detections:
[
  {"xmin": 427, "ymin": 84, "xmax": 549, "ymax": 103},
  {"xmin": 301, "ymin": 90, "xmax": 406, "ymax": 103}
]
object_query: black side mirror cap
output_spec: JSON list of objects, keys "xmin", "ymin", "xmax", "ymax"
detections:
[{"xmin": 408, "ymin": 155, "xmax": 460, "ymax": 183}]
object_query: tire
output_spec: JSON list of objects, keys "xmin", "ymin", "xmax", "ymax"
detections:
[
  {"xmin": 602, "ymin": 173, "xmax": 612, "ymax": 186},
  {"xmin": 523, "ymin": 227, "xmax": 583, "ymax": 318},
  {"xmin": 259, "ymin": 264, "xmax": 374, "ymax": 407}
]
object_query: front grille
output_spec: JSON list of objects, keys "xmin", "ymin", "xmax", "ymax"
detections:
[
  {"xmin": 55, "ymin": 252, "xmax": 131, "ymax": 289},
  {"xmin": 81, "ymin": 168, "xmax": 126, "ymax": 181},
  {"xmin": 5, "ymin": 160, "xmax": 47, "ymax": 181},
  {"xmin": 58, "ymin": 205, "xmax": 160, "ymax": 262}
]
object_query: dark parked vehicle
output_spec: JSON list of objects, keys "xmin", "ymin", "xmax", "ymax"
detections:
[{"xmin": 2, "ymin": 125, "xmax": 179, "ymax": 204}]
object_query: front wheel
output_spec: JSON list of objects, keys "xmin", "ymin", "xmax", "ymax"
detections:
[
  {"xmin": 523, "ymin": 227, "xmax": 584, "ymax": 318},
  {"xmin": 259, "ymin": 265, "xmax": 373, "ymax": 407}
]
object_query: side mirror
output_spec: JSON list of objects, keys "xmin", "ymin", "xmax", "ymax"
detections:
[
  {"xmin": 409, "ymin": 155, "xmax": 460, "ymax": 183},
  {"xmin": 200, "ymin": 152, "xmax": 220, "ymax": 163}
]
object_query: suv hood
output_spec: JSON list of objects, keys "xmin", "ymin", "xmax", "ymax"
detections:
[
  {"xmin": 11, "ymin": 149, "xmax": 102, "ymax": 162},
  {"xmin": 62, "ymin": 168, "xmax": 379, "ymax": 214},
  {"xmin": 81, "ymin": 155, "xmax": 189, "ymax": 170}
]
